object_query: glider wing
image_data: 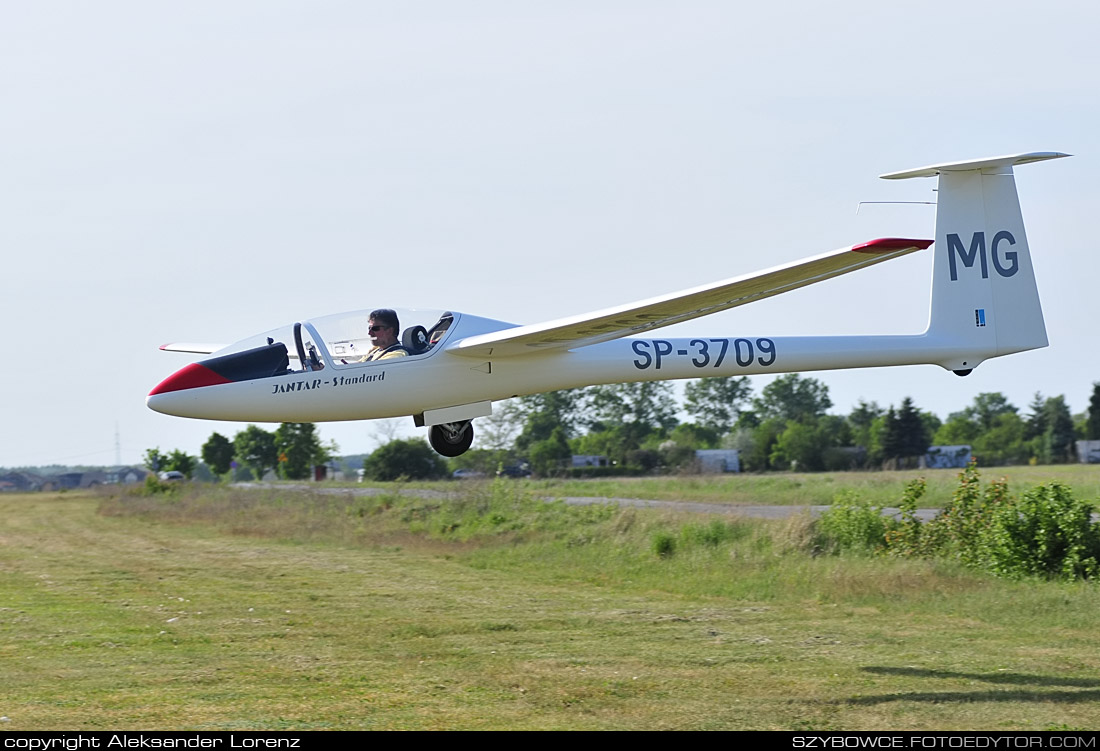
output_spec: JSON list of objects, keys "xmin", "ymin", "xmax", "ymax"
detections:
[{"xmin": 446, "ymin": 238, "xmax": 931, "ymax": 358}]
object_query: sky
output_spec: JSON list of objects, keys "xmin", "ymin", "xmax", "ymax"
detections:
[{"xmin": 2, "ymin": 0, "xmax": 1098, "ymax": 468}]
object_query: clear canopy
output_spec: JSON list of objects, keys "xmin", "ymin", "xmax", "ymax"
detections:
[{"xmin": 212, "ymin": 308, "xmax": 455, "ymax": 371}]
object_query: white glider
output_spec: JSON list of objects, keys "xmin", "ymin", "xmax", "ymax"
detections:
[{"xmin": 148, "ymin": 152, "xmax": 1068, "ymax": 456}]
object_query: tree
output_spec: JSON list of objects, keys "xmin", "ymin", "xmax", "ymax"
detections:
[
  {"xmin": 847, "ymin": 400, "xmax": 884, "ymax": 450},
  {"xmin": 362, "ymin": 439, "xmax": 447, "ymax": 481},
  {"xmin": 234, "ymin": 425, "xmax": 278, "ymax": 480},
  {"xmin": 528, "ymin": 426, "xmax": 572, "ymax": 476},
  {"xmin": 368, "ymin": 418, "xmax": 403, "ymax": 446},
  {"xmin": 934, "ymin": 412, "xmax": 981, "ymax": 446},
  {"xmin": 143, "ymin": 448, "xmax": 168, "ymax": 472},
  {"xmin": 877, "ymin": 398, "xmax": 930, "ymax": 467},
  {"xmin": 1087, "ymin": 383, "xmax": 1100, "ymax": 440},
  {"xmin": 580, "ymin": 382, "xmax": 679, "ymax": 466},
  {"xmin": 201, "ymin": 432, "xmax": 235, "ymax": 477},
  {"xmin": 963, "ymin": 392, "xmax": 1017, "ymax": 432},
  {"xmin": 275, "ymin": 423, "xmax": 330, "ymax": 480},
  {"xmin": 165, "ymin": 449, "xmax": 196, "ymax": 479},
  {"xmin": 932, "ymin": 393, "xmax": 1023, "ymax": 466},
  {"xmin": 752, "ymin": 375, "xmax": 831, "ymax": 423},
  {"xmin": 514, "ymin": 389, "xmax": 586, "ymax": 452},
  {"xmin": 1025, "ymin": 392, "xmax": 1047, "ymax": 441},
  {"xmin": 683, "ymin": 376, "xmax": 752, "ymax": 435},
  {"xmin": 976, "ymin": 412, "xmax": 1028, "ymax": 465},
  {"xmin": 666, "ymin": 422, "xmax": 721, "ymax": 450},
  {"xmin": 1042, "ymin": 395, "xmax": 1076, "ymax": 464},
  {"xmin": 741, "ymin": 418, "xmax": 785, "ymax": 472},
  {"xmin": 769, "ymin": 416, "xmax": 849, "ymax": 472},
  {"xmin": 586, "ymin": 382, "xmax": 678, "ymax": 433},
  {"xmin": 474, "ymin": 399, "xmax": 525, "ymax": 451},
  {"xmin": 874, "ymin": 408, "xmax": 898, "ymax": 462}
]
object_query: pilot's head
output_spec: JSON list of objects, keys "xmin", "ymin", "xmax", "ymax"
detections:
[{"xmin": 368, "ymin": 308, "xmax": 400, "ymax": 349}]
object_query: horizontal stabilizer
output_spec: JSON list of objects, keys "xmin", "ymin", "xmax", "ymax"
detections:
[{"xmin": 881, "ymin": 152, "xmax": 1070, "ymax": 181}]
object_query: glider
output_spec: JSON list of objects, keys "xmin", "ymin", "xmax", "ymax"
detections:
[{"xmin": 148, "ymin": 152, "xmax": 1068, "ymax": 456}]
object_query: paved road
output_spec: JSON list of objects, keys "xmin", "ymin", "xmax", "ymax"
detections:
[{"xmin": 234, "ymin": 483, "xmax": 941, "ymax": 522}]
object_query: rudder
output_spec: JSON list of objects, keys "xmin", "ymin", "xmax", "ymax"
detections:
[{"xmin": 882, "ymin": 152, "xmax": 1068, "ymax": 372}]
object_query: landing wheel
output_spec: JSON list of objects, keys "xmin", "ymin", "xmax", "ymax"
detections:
[{"xmin": 429, "ymin": 421, "xmax": 475, "ymax": 457}]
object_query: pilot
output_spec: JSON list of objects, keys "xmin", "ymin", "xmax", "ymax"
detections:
[{"xmin": 361, "ymin": 309, "xmax": 409, "ymax": 361}]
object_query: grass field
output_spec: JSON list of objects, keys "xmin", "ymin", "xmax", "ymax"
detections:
[
  {"xmin": 2, "ymin": 467, "xmax": 1099, "ymax": 730},
  {"xmin": 518, "ymin": 464, "xmax": 1100, "ymax": 509}
]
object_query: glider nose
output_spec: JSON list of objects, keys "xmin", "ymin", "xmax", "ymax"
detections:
[
  {"xmin": 149, "ymin": 363, "xmax": 233, "ymax": 396},
  {"xmin": 147, "ymin": 363, "xmax": 232, "ymax": 416}
]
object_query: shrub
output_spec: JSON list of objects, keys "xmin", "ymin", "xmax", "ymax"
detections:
[
  {"xmin": 363, "ymin": 439, "xmax": 447, "ymax": 481},
  {"xmin": 816, "ymin": 491, "xmax": 895, "ymax": 554},
  {"xmin": 867, "ymin": 462, "xmax": 1100, "ymax": 582},
  {"xmin": 142, "ymin": 474, "xmax": 179, "ymax": 496},
  {"xmin": 884, "ymin": 478, "xmax": 927, "ymax": 557},
  {"xmin": 651, "ymin": 531, "xmax": 677, "ymax": 558},
  {"xmin": 681, "ymin": 519, "xmax": 744, "ymax": 548},
  {"xmin": 983, "ymin": 483, "xmax": 1100, "ymax": 580}
]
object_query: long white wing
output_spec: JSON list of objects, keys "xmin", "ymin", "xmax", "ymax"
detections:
[{"xmin": 446, "ymin": 238, "xmax": 931, "ymax": 358}]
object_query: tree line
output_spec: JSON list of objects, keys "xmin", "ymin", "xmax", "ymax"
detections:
[
  {"xmin": 446, "ymin": 376, "xmax": 1098, "ymax": 477},
  {"xmin": 145, "ymin": 423, "xmax": 335, "ymax": 481}
]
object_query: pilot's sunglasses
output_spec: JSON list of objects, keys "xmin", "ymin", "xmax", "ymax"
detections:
[{"xmin": 369, "ymin": 325, "xmax": 387, "ymax": 333}]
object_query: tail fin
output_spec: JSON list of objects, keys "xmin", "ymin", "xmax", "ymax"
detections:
[{"xmin": 882, "ymin": 152, "xmax": 1068, "ymax": 373}]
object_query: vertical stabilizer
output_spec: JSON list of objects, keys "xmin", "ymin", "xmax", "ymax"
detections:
[{"xmin": 881, "ymin": 152, "xmax": 1068, "ymax": 372}]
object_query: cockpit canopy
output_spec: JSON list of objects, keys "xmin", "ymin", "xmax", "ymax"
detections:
[{"xmin": 210, "ymin": 308, "xmax": 456, "ymax": 373}]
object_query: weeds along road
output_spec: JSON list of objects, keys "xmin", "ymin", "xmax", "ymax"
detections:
[{"xmin": 233, "ymin": 482, "xmax": 941, "ymax": 522}]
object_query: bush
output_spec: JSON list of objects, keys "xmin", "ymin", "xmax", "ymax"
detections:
[
  {"xmin": 363, "ymin": 439, "xmax": 448, "ymax": 482},
  {"xmin": 142, "ymin": 474, "xmax": 179, "ymax": 496},
  {"xmin": 681, "ymin": 519, "xmax": 744, "ymax": 548},
  {"xmin": 651, "ymin": 531, "xmax": 677, "ymax": 559},
  {"xmin": 816, "ymin": 492, "xmax": 894, "ymax": 554},
  {"xmin": 983, "ymin": 483, "xmax": 1100, "ymax": 580},
  {"xmin": 883, "ymin": 478, "xmax": 928, "ymax": 557},
  {"xmin": 825, "ymin": 462, "xmax": 1100, "ymax": 582}
]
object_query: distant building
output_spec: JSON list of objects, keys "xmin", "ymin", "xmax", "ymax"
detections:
[
  {"xmin": 56, "ymin": 471, "xmax": 109, "ymax": 489},
  {"xmin": 0, "ymin": 468, "xmax": 148, "ymax": 491},
  {"xmin": 0, "ymin": 472, "xmax": 50, "ymax": 492},
  {"xmin": 106, "ymin": 467, "xmax": 148, "ymax": 485},
  {"xmin": 1075, "ymin": 440, "xmax": 1100, "ymax": 464},
  {"xmin": 695, "ymin": 449, "xmax": 740, "ymax": 473},
  {"xmin": 923, "ymin": 445, "xmax": 972, "ymax": 469}
]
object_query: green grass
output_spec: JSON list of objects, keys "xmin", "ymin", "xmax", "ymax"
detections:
[
  {"xmin": 350, "ymin": 463, "xmax": 1100, "ymax": 509},
  {"xmin": 2, "ymin": 474, "xmax": 1099, "ymax": 730},
  {"xmin": 527, "ymin": 465, "xmax": 1100, "ymax": 508}
]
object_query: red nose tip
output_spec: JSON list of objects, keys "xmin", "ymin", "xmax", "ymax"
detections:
[{"xmin": 149, "ymin": 363, "xmax": 233, "ymax": 395}]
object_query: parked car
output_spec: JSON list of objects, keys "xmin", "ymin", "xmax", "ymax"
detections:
[
  {"xmin": 452, "ymin": 469, "xmax": 486, "ymax": 479},
  {"xmin": 496, "ymin": 465, "xmax": 531, "ymax": 478},
  {"xmin": 158, "ymin": 470, "xmax": 185, "ymax": 482}
]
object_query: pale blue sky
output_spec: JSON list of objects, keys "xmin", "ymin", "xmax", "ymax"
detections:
[{"xmin": 2, "ymin": 1, "xmax": 1097, "ymax": 466}]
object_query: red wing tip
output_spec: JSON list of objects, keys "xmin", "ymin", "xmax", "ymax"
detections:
[{"xmin": 851, "ymin": 237, "xmax": 933, "ymax": 253}]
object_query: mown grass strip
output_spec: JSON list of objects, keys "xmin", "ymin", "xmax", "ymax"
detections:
[{"xmin": 0, "ymin": 481, "xmax": 1098, "ymax": 730}]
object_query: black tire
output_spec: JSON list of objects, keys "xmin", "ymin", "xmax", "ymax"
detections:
[{"xmin": 429, "ymin": 421, "xmax": 474, "ymax": 457}]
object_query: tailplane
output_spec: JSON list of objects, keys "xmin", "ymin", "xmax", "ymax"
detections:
[{"xmin": 882, "ymin": 152, "xmax": 1068, "ymax": 373}]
